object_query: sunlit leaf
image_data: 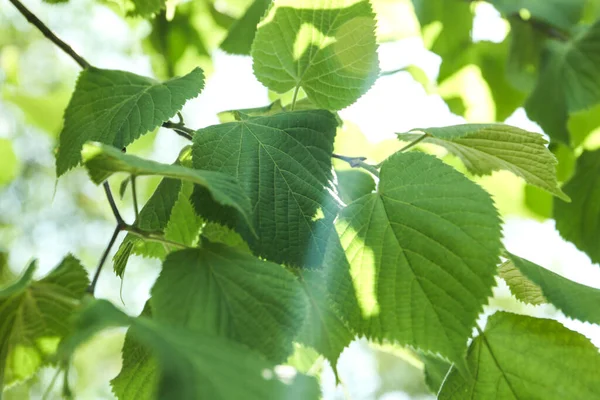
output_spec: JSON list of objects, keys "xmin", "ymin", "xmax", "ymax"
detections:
[{"xmin": 498, "ymin": 260, "xmax": 547, "ymax": 305}]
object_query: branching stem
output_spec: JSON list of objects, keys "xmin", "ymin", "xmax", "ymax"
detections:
[
  {"xmin": 8, "ymin": 0, "xmax": 91, "ymax": 68},
  {"xmin": 332, "ymin": 154, "xmax": 380, "ymax": 177},
  {"xmin": 87, "ymin": 225, "xmax": 121, "ymax": 294},
  {"xmin": 103, "ymin": 182, "xmax": 125, "ymax": 226},
  {"xmin": 131, "ymin": 176, "xmax": 139, "ymax": 220}
]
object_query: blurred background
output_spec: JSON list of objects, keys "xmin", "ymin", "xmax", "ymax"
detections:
[{"xmin": 1, "ymin": 0, "xmax": 600, "ymax": 398}]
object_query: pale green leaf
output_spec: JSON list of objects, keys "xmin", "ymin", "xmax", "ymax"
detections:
[
  {"xmin": 82, "ymin": 141, "xmax": 253, "ymax": 231},
  {"xmin": 525, "ymin": 21, "xmax": 600, "ymax": 144},
  {"xmin": 0, "ymin": 256, "xmax": 89, "ymax": 387},
  {"xmin": 64, "ymin": 299, "xmax": 319, "ymax": 400},
  {"xmin": 56, "ymin": 67, "xmax": 204, "ymax": 175},
  {"xmin": 251, "ymin": 0, "xmax": 380, "ymax": 110},
  {"xmin": 330, "ymin": 152, "xmax": 502, "ymax": 362},
  {"xmin": 200, "ymin": 223, "xmax": 251, "ymax": 253},
  {"xmin": 491, "ymin": 0, "xmax": 584, "ymax": 31},
  {"xmin": 191, "ymin": 110, "xmax": 340, "ymax": 268},
  {"xmin": 554, "ymin": 149, "xmax": 600, "ymax": 264},
  {"xmin": 498, "ymin": 260, "xmax": 546, "ymax": 305},
  {"xmin": 508, "ymin": 253, "xmax": 600, "ymax": 324},
  {"xmin": 150, "ymin": 244, "xmax": 308, "ymax": 363},
  {"xmin": 296, "ymin": 270, "xmax": 353, "ymax": 373},
  {"xmin": 397, "ymin": 124, "xmax": 569, "ymax": 201},
  {"xmin": 439, "ymin": 312, "xmax": 600, "ymax": 399},
  {"xmin": 221, "ymin": 0, "xmax": 272, "ymax": 55}
]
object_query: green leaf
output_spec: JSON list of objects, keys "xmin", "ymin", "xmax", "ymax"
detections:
[
  {"xmin": 554, "ymin": 149, "xmax": 600, "ymax": 264},
  {"xmin": 507, "ymin": 253, "xmax": 600, "ymax": 324},
  {"xmin": 498, "ymin": 260, "xmax": 547, "ymax": 305},
  {"xmin": 419, "ymin": 353, "xmax": 451, "ymax": 394},
  {"xmin": 129, "ymin": 0, "xmax": 165, "ymax": 18},
  {"xmin": 150, "ymin": 244, "xmax": 308, "ymax": 363},
  {"xmin": 113, "ymin": 178, "xmax": 182, "ymax": 277},
  {"xmin": 439, "ymin": 312, "xmax": 600, "ymax": 399},
  {"xmin": 506, "ymin": 17, "xmax": 546, "ymax": 92},
  {"xmin": 56, "ymin": 67, "xmax": 204, "ymax": 176},
  {"xmin": 221, "ymin": 0, "xmax": 272, "ymax": 55},
  {"xmin": 64, "ymin": 299, "xmax": 319, "ymax": 400},
  {"xmin": 296, "ymin": 270, "xmax": 353, "ymax": 375},
  {"xmin": 525, "ymin": 21, "xmax": 600, "ymax": 144},
  {"xmin": 191, "ymin": 110, "xmax": 339, "ymax": 268},
  {"xmin": 397, "ymin": 124, "xmax": 569, "ymax": 201},
  {"xmin": 82, "ymin": 141, "xmax": 253, "ymax": 230},
  {"xmin": 491, "ymin": 0, "xmax": 584, "ymax": 31},
  {"xmin": 335, "ymin": 169, "xmax": 375, "ymax": 204},
  {"xmin": 329, "ymin": 152, "xmax": 502, "ymax": 363},
  {"xmin": 200, "ymin": 223, "xmax": 252, "ymax": 253},
  {"xmin": 251, "ymin": 0, "xmax": 380, "ymax": 110},
  {"xmin": 0, "ymin": 256, "xmax": 89, "ymax": 387}
]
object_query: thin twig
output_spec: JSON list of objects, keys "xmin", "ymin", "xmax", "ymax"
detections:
[
  {"xmin": 8, "ymin": 0, "xmax": 90, "ymax": 68},
  {"xmin": 124, "ymin": 225, "xmax": 188, "ymax": 249},
  {"xmin": 290, "ymin": 85, "xmax": 300, "ymax": 111},
  {"xmin": 103, "ymin": 182, "xmax": 125, "ymax": 225},
  {"xmin": 162, "ymin": 121, "xmax": 195, "ymax": 140},
  {"xmin": 332, "ymin": 153, "xmax": 380, "ymax": 177},
  {"xmin": 131, "ymin": 176, "xmax": 139, "ymax": 220},
  {"xmin": 87, "ymin": 225, "xmax": 121, "ymax": 294}
]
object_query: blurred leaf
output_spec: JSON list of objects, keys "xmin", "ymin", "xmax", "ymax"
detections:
[
  {"xmin": 191, "ymin": 110, "xmax": 339, "ymax": 268},
  {"xmin": 506, "ymin": 17, "xmax": 545, "ymax": 92},
  {"xmin": 221, "ymin": 0, "xmax": 272, "ymax": 55},
  {"xmin": 67, "ymin": 299, "xmax": 320, "ymax": 400},
  {"xmin": 498, "ymin": 260, "xmax": 547, "ymax": 305},
  {"xmin": 439, "ymin": 312, "xmax": 600, "ymax": 399},
  {"xmin": 523, "ymin": 184, "xmax": 552, "ymax": 220},
  {"xmin": 525, "ymin": 21, "xmax": 600, "ymax": 144},
  {"xmin": 397, "ymin": 124, "xmax": 569, "ymax": 200},
  {"xmin": 419, "ymin": 353, "xmax": 451, "ymax": 394},
  {"xmin": 335, "ymin": 169, "xmax": 376, "ymax": 204},
  {"xmin": 568, "ymin": 103, "xmax": 600, "ymax": 147},
  {"xmin": 554, "ymin": 149, "xmax": 600, "ymax": 264},
  {"xmin": 329, "ymin": 152, "xmax": 501, "ymax": 364},
  {"xmin": 507, "ymin": 253, "xmax": 600, "ymax": 323},
  {"xmin": 3, "ymin": 88, "xmax": 71, "ymax": 136},
  {"xmin": 0, "ymin": 139, "xmax": 18, "ymax": 187},
  {"xmin": 0, "ymin": 256, "xmax": 89, "ymax": 387},
  {"xmin": 129, "ymin": 0, "xmax": 165, "ymax": 18},
  {"xmin": 491, "ymin": 0, "xmax": 584, "ymax": 31},
  {"xmin": 251, "ymin": 0, "xmax": 380, "ymax": 110},
  {"xmin": 56, "ymin": 67, "xmax": 204, "ymax": 176}
]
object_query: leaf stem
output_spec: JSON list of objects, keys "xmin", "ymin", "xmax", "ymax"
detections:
[
  {"xmin": 290, "ymin": 85, "xmax": 300, "ymax": 111},
  {"xmin": 162, "ymin": 121, "xmax": 195, "ymax": 141},
  {"xmin": 398, "ymin": 132, "xmax": 429, "ymax": 152},
  {"xmin": 103, "ymin": 182, "xmax": 125, "ymax": 226},
  {"xmin": 8, "ymin": 0, "xmax": 90, "ymax": 69},
  {"xmin": 332, "ymin": 153, "xmax": 380, "ymax": 177},
  {"xmin": 123, "ymin": 225, "xmax": 188, "ymax": 250},
  {"xmin": 87, "ymin": 225, "xmax": 121, "ymax": 294},
  {"xmin": 131, "ymin": 176, "xmax": 139, "ymax": 220}
]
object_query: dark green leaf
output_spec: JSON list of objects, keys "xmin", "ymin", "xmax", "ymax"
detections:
[
  {"xmin": 329, "ymin": 152, "xmax": 502, "ymax": 363},
  {"xmin": 508, "ymin": 253, "xmax": 600, "ymax": 324},
  {"xmin": 191, "ymin": 110, "xmax": 340, "ymax": 268},
  {"xmin": 439, "ymin": 312, "xmax": 600, "ymax": 399},
  {"xmin": 150, "ymin": 244, "xmax": 308, "ymax": 362},
  {"xmin": 251, "ymin": 0, "xmax": 380, "ymax": 110},
  {"xmin": 221, "ymin": 0, "xmax": 272, "ymax": 55},
  {"xmin": 56, "ymin": 67, "xmax": 204, "ymax": 176},
  {"xmin": 554, "ymin": 149, "xmax": 600, "ymax": 264},
  {"xmin": 335, "ymin": 169, "xmax": 376, "ymax": 204}
]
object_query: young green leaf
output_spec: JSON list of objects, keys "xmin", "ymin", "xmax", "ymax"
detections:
[
  {"xmin": 82, "ymin": 142, "xmax": 253, "ymax": 233},
  {"xmin": 220, "ymin": 0, "xmax": 272, "ymax": 55},
  {"xmin": 296, "ymin": 270, "xmax": 354, "ymax": 377},
  {"xmin": 330, "ymin": 152, "xmax": 502, "ymax": 363},
  {"xmin": 0, "ymin": 256, "xmax": 89, "ymax": 387},
  {"xmin": 507, "ymin": 253, "xmax": 600, "ymax": 324},
  {"xmin": 554, "ymin": 149, "xmax": 600, "ymax": 264},
  {"xmin": 525, "ymin": 20, "xmax": 600, "ymax": 143},
  {"xmin": 191, "ymin": 110, "xmax": 340, "ymax": 268},
  {"xmin": 150, "ymin": 244, "xmax": 308, "ymax": 363},
  {"xmin": 251, "ymin": 0, "xmax": 380, "ymax": 110},
  {"xmin": 491, "ymin": 0, "xmax": 584, "ymax": 31},
  {"xmin": 63, "ymin": 299, "xmax": 319, "ymax": 400},
  {"xmin": 397, "ymin": 124, "xmax": 569, "ymax": 201},
  {"xmin": 498, "ymin": 260, "xmax": 547, "ymax": 305},
  {"xmin": 56, "ymin": 67, "xmax": 204, "ymax": 176},
  {"xmin": 439, "ymin": 312, "xmax": 600, "ymax": 399}
]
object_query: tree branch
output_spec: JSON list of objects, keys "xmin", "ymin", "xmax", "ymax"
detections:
[
  {"xmin": 87, "ymin": 225, "xmax": 121, "ymax": 294},
  {"xmin": 162, "ymin": 121, "xmax": 195, "ymax": 141},
  {"xmin": 8, "ymin": 0, "xmax": 91, "ymax": 68}
]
